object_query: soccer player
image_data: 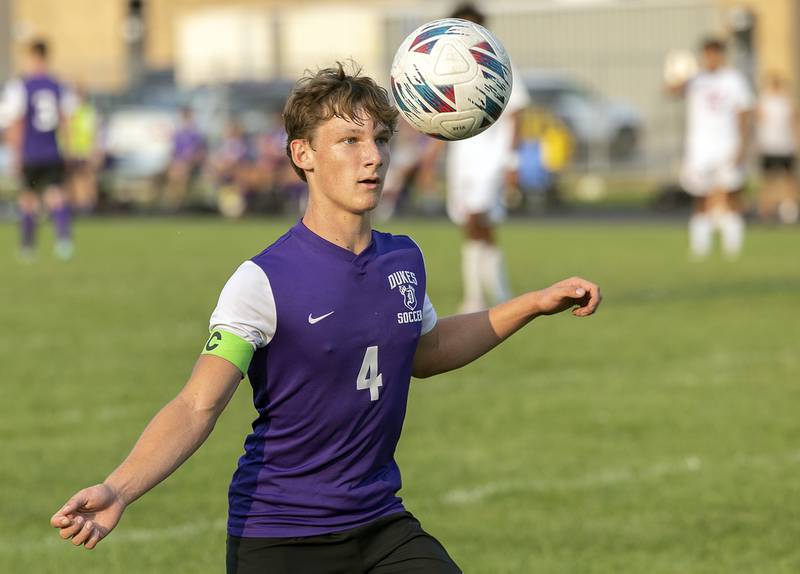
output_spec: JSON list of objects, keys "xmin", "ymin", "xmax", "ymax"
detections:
[
  {"xmin": 163, "ymin": 106, "xmax": 206, "ymax": 211},
  {"xmin": 4, "ymin": 39, "xmax": 75, "ymax": 260},
  {"xmin": 50, "ymin": 64, "xmax": 601, "ymax": 573},
  {"xmin": 667, "ymin": 37, "xmax": 754, "ymax": 260},
  {"xmin": 63, "ymin": 84, "xmax": 100, "ymax": 213},
  {"xmin": 426, "ymin": 2, "xmax": 531, "ymax": 312},
  {"xmin": 756, "ymin": 71, "xmax": 799, "ymax": 224}
]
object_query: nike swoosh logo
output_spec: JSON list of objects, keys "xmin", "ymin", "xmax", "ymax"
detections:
[{"xmin": 308, "ymin": 311, "xmax": 335, "ymax": 324}]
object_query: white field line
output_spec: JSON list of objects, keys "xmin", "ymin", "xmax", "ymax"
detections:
[
  {"xmin": 442, "ymin": 456, "xmax": 702, "ymax": 505},
  {"xmin": 6, "ymin": 452, "xmax": 800, "ymax": 554},
  {"xmin": 442, "ymin": 450, "xmax": 800, "ymax": 505},
  {"xmin": 0, "ymin": 519, "xmax": 226, "ymax": 554}
]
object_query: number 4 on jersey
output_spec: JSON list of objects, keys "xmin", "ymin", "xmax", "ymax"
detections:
[{"xmin": 357, "ymin": 346, "xmax": 383, "ymax": 401}]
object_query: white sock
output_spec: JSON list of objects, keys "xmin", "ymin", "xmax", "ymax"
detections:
[
  {"xmin": 688, "ymin": 213, "xmax": 713, "ymax": 259},
  {"xmin": 480, "ymin": 243, "xmax": 512, "ymax": 304},
  {"xmin": 720, "ymin": 212, "xmax": 745, "ymax": 259},
  {"xmin": 461, "ymin": 241, "xmax": 485, "ymax": 312}
]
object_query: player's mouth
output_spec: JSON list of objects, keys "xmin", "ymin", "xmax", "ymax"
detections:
[{"xmin": 358, "ymin": 176, "xmax": 381, "ymax": 189}]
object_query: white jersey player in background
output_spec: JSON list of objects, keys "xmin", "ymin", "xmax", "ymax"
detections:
[
  {"xmin": 427, "ymin": 2, "xmax": 531, "ymax": 312},
  {"xmin": 667, "ymin": 36, "xmax": 754, "ymax": 260},
  {"xmin": 756, "ymin": 71, "xmax": 799, "ymax": 224}
]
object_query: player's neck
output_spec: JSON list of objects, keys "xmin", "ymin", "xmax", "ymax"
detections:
[
  {"xmin": 302, "ymin": 203, "xmax": 373, "ymax": 255},
  {"xmin": 29, "ymin": 62, "xmax": 48, "ymax": 75}
]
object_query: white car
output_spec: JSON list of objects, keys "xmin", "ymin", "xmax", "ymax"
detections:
[
  {"xmin": 103, "ymin": 106, "xmax": 178, "ymax": 179},
  {"xmin": 522, "ymin": 71, "xmax": 642, "ymax": 161}
]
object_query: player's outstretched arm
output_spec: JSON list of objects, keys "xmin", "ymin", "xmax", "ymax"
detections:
[
  {"xmin": 49, "ymin": 354, "xmax": 242, "ymax": 549},
  {"xmin": 412, "ymin": 277, "xmax": 600, "ymax": 378}
]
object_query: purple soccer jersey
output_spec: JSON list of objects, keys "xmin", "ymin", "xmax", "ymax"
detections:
[
  {"xmin": 210, "ymin": 221, "xmax": 437, "ymax": 537},
  {"xmin": 171, "ymin": 126, "xmax": 205, "ymax": 163},
  {"xmin": 20, "ymin": 74, "xmax": 65, "ymax": 165}
]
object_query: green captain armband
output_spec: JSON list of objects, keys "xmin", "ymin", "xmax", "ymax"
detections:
[{"xmin": 201, "ymin": 330, "xmax": 254, "ymax": 375}]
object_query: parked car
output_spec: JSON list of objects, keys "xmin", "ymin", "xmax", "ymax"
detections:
[
  {"xmin": 522, "ymin": 70, "xmax": 642, "ymax": 162},
  {"xmin": 103, "ymin": 106, "xmax": 177, "ymax": 180}
]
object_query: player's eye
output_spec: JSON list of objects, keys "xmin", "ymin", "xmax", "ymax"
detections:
[
  {"xmin": 343, "ymin": 137, "xmax": 357, "ymax": 144},
  {"xmin": 375, "ymin": 136, "xmax": 390, "ymax": 146}
]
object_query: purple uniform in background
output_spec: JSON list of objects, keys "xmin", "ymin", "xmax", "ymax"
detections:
[
  {"xmin": 209, "ymin": 221, "xmax": 437, "ymax": 538},
  {"xmin": 171, "ymin": 125, "xmax": 205, "ymax": 164},
  {"xmin": 18, "ymin": 74, "xmax": 65, "ymax": 166},
  {"xmin": 6, "ymin": 73, "xmax": 74, "ymax": 250}
]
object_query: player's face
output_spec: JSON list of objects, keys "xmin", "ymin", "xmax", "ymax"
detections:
[
  {"xmin": 701, "ymin": 48, "xmax": 724, "ymax": 71},
  {"xmin": 305, "ymin": 114, "xmax": 392, "ymax": 215}
]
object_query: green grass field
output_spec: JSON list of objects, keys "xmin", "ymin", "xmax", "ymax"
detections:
[{"xmin": 1, "ymin": 216, "xmax": 799, "ymax": 573}]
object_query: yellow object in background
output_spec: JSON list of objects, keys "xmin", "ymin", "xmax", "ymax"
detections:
[
  {"xmin": 63, "ymin": 102, "xmax": 97, "ymax": 160},
  {"xmin": 520, "ymin": 107, "xmax": 573, "ymax": 173}
]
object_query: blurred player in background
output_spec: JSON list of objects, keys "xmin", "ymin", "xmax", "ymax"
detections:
[
  {"xmin": 163, "ymin": 106, "xmax": 206, "ymax": 211},
  {"xmin": 379, "ymin": 119, "xmax": 437, "ymax": 221},
  {"xmin": 666, "ymin": 37, "xmax": 754, "ymax": 260},
  {"xmin": 4, "ymin": 39, "xmax": 75, "ymax": 261},
  {"xmin": 252, "ymin": 112, "xmax": 309, "ymax": 214},
  {"xmin": 756, "ymin": 71, "xmax": 799, "ymax": 224},
  {"xmin": 209, "ymin": 118, "xmax": 251, "ymax": 217},
  {"xmin": 50, "ymin": 63, "xmax": 601, "ymax": 573},
  {"xmin": 63, "ymin": 84, "xmax": 100, "ymax": 213},
  {"xmin": 428, "ymin": 2, "xmax": 531, "ymax": 312}
]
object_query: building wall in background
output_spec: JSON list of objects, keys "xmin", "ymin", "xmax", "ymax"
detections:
[
  {"xmin": 147, "ymin": 0, "xmax": 275, "ymax": 71},
  {"xmin": 720, "ymin": 0, "xmax": 798, "ymax": 96},
  {"xmin": 175, "ymin": 6, "xmax": 278, "ymax": 86},
  {"xmin": 0, "ymin": 0, "xmax": 11, "ymax": 83},
  {"xmin": 11, "ymin": 0, "xmax": 127, "ymax": 90},
  {"xmin": 146, "ymin": 0, "xmax": 404, "ymax": 73},
  {"xmin": 281, "ymin": 5, "xmax": 382, "ymax": 80},
  {"xmin": 5, "ymin": 0, "xmax": 798, "ymax": 102},
  {"xmin": 170, "ymin": 2, "xmax": 383, "ymax": 86}
]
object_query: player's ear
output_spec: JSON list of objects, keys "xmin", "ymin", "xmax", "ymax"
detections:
[{"xmin": 290, "ymin": 139, "xmax": 314, "ymax": 174}]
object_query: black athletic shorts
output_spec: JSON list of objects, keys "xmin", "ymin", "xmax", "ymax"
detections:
[
  {"xmin": 226, "ymin": 511, "xmax": 462, "ymax": 574},
  {"xmin": 760, "ymin": 154, "xmax": 796, "ymax": 174},
  {"xmin": 22, "ymin": 161, "xmax": 66, "ymax": 192}
]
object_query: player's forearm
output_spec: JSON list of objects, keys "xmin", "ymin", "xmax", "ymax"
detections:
[
  {"xmin": 737, "ymin": 110, "xmax": 752, "ymax": 159},
  {"xmin": 665, "ymin": 81, "xmax": 687, "ymax": 97},
  {"xmin": 413, "ymin": 291, "xmax": 540, "ymax": 378},
  {"xmin": 103, "ymin": 356, "xmax": 241, "ymax": 506},
  {"xmin": 7, "ymin": 120, "xmax": 22, "ymax": 157},
  {"xmin": 103, "ymin": 393, "xmax": 221, "ymax": 506}
]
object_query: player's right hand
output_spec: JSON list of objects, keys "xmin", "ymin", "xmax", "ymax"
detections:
[{"xmin": 50, "ymin": 483, "xmax": 126, "ymax": 550}]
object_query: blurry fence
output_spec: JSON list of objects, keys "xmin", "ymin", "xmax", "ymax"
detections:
[{"xmin": 384, "ymin": 0, "xmax": 720, "ymax": 183}]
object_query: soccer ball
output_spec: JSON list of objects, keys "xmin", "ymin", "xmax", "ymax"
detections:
[
  {"xmin": 663, "ymin": 49, "xmax": 698, "ymax": 87},
  {"xmin": 390, "ymin": 18, "xmax": 513, "ymax": 140}
]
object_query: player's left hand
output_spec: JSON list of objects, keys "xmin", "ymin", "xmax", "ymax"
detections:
[{"xmin": 532, "ymin": 276, "xmax": 601, "ymax": 317}]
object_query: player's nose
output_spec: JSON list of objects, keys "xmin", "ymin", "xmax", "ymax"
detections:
[{"xmin": 362, "ymin": 140, "xmax": 384, "ymax": 168}]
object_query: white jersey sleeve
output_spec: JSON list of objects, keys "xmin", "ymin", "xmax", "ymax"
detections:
[
  {"xmin": 409, "ymin": 237, "xmax": 438, "ymax": 336},
  {"xmin": 209, "ymin": 260, "xmax": 277, "ymax": 349},
  {"xmin": 421, "ymin": 293, "xmax": 437, "ymax": 336},
  {"xmin": 731, "ymin": 70, "xmax": 754, "ymax": 112},
  {"xmin": 3, "ymin": 79, "xmax": 26, "ymax": 122}
]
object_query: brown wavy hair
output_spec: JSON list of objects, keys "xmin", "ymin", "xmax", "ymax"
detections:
[{"xmin": 283, "ymin": 61, "xmax": 399, "ymax": 181}]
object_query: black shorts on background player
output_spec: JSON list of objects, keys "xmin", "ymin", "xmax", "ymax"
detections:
[
  {"xmin": 22, "ymin": 162, "xmax": 66, "ymax": 192},
  {"xmin": 227, "ymin": 512, "xmax": 461, "ymax": 574},
  {"xmin": 760, "ymin": 154, "xmax": 796, "ymax": 174}
]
